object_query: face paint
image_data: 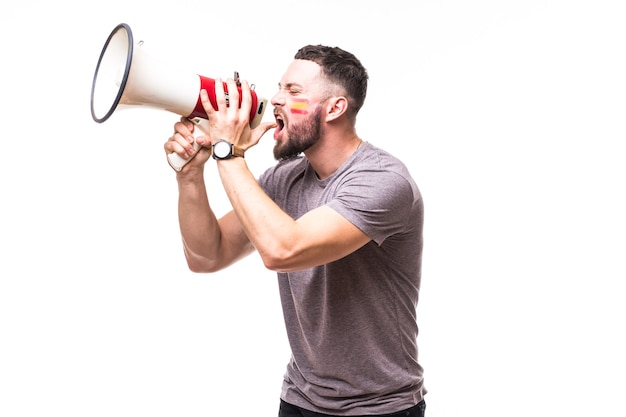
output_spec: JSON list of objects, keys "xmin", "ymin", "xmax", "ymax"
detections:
[{"xmin": 289, "ymin": 98, "xmax": 309, "ymax": 114}]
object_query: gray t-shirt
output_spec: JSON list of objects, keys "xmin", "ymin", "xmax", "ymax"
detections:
[{"xmin": 258, "ymin": 142, "xmax": 426, "ymax": 415}]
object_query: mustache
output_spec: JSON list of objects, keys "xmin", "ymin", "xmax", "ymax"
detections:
[{"xmin": 273, "ymin": 109, "xmax": 286, "ymax": 118}]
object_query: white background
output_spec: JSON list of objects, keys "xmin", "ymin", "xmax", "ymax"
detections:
[{"xmin": 1, "ymin": 1, "xmax": 624, "ymax": 416}]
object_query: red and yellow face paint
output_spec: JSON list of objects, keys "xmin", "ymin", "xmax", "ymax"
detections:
[{"xmin": 289, "ymin": 98, "xmax": 309, "ymax": 114}]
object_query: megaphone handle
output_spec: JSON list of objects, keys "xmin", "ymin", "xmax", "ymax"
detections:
[{"xmin": 167, "ymin": 118, "xmax": 210, "ymax": 172}]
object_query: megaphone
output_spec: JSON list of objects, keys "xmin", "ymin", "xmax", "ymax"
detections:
[{"xmin": 90, "ymin": 23, "xmax": 268, "ymax": 171}]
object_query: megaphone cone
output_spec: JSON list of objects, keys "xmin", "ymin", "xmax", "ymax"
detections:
[{"xmin": 90, "ymin": 23, "xmax": 268, "ymax": 171}]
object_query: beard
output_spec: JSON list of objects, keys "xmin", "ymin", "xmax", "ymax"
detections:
[{"xmin": 273, "ymin": 105, "xmax": 323, "ymax": 161}]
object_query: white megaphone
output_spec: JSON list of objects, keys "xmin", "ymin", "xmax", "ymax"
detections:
[{"xmin": 90, "ymin": 23, "xmax": 268, "ymax": 171}]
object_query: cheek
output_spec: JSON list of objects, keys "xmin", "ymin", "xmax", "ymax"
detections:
[{"xmin": 289, "ymin": 98, "xmax": 309, "ymax": 114}]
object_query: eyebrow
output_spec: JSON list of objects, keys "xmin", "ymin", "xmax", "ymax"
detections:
[{"xmin": 278, "ymin": 82, "xmax": 303, "ymax": 90}]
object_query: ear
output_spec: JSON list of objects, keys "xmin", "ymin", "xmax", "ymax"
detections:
[{"xmin": 325, "ymin": 96, "xmax": 349, "ymax": 122}]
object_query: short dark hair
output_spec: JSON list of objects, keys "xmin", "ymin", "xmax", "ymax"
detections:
[{"xmin": 294, "ymin": 45, "xmax": 368, "ymax": 121}]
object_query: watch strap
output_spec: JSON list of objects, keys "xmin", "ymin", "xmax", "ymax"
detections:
[{"xmin": 231, "ymin": 145, "xmax": 245, "ymax": 158}]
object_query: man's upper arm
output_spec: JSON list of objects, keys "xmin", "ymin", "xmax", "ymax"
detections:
[
  {"xmin": 214, "ymin": 210, "xmax": 257, "ymax": 269},
  {"xmin": 271, "ymin": 205, "xmax": 371, "ymax": 272}
]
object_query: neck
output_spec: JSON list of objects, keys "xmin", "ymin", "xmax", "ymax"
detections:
[{"xmin": 305, "ymin": 132, "xmax": 363, "ymax": 180}]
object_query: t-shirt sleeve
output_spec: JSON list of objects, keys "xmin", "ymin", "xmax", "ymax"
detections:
[{"xmin": 326, "ymin": 170, "xmax": 417, "ymax": 246}]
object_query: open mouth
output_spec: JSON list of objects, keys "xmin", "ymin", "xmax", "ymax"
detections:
[{"xmin": 274, "ymin": 112, "xmax": 285, "ymax": 133}]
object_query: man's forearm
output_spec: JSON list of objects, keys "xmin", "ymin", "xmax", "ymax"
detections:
[
  {"xmin": 216, "ymin": 158, "xmax": 297, "ymax": 268},
  {"xmin": 176, "ymin": 174, "xmax": 222, "ymax": 272}
]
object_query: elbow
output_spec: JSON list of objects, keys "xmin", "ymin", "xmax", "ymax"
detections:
[
  {"xmin": 187, "ymin": 262, "xmax": 219, "ymax": 274},
  {"xmin": 186, "ymin": 259, "xmax": 220, "ymax": 274},
  {"xmin": 260, "ymin": 256, "xmax": 282, "ymax": 272},
  {"xmin": 184, "ymin": 250, "xmax": 222, "ymax": 274},
  {"xmin": 258, "ymin": 246, "xmax": 300, "ymax": 272}
]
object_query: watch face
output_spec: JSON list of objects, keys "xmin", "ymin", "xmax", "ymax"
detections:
[{"xmin": 213, "ymin": 141, "xmax": 231, "ymax": 159}]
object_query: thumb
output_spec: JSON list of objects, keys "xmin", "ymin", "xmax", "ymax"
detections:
[
  {"xmin": 195, "ymin": 135, "xmax": 211, "ymax": 147},
  {"xmin": 251, "ymin": 121, "xmax": 277, "ymax": 142}
]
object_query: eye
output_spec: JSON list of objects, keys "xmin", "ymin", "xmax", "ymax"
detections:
[{"xmin": 288, "ymin": 87, "xmax": 303, "ymax": 95}]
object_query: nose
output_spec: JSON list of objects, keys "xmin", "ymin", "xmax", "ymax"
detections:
[{"xmin": 271, "ymin": 90, "xmax": 286, "ymax": 107}]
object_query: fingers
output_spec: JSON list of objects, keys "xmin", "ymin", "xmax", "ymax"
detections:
[
  {"xmin": 164, "ymin": 119, "xmax": 196, "ymax": 158},
  {"xmin": 200, "ymin": 78, "xmax": 253, "ymax": 121},
  {"xmin": 199, "ymin": 78, "xmax": 229, "ymax": 117},
  {"xmin": 215, "ymin": 78, "xmax": 231, "ymax": 110},
  {"xmin": 200, "ymin": 89, "xmax": 215, "ymax": 117},
  {"xmin": 213, "ymin": 77, "xmax": 242, "ymax": 113},
  {"xmin": 226, "ymin": 79, "xmax": 253, "ymax": 119}
]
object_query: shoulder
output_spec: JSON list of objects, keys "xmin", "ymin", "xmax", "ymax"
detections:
[
  {"xmin": 357, "ymin": 142, "xmax": 411, "ymax": 174},
  {"xmin": 346, "ymin": 142, "xmax": 420, "ymax": 199}
]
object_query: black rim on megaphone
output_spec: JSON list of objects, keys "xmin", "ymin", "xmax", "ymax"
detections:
[{"xmin": 90, "ymin": 23, "xmax": 133, "ymax": 123}]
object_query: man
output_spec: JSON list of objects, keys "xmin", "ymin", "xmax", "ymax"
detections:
[{"xmin": 164, "ymin": 45, "xmax": 427, "ymax": 417}]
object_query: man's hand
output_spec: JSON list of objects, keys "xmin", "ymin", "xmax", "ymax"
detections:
[
  {"xmin": 197, "ymin": 78, "xmax": 275, "ymax": 152},
  {"xmin": 164, "ymin": 117, "xmax": 212, "ymax": 173}
]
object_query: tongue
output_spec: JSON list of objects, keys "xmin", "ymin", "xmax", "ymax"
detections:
[{"xmin": 273, "ymin": 121, "xmax": 284, "ymax": 141}]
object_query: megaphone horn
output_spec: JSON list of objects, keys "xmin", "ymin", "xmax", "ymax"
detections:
[{"xmin": 90, "ymin": 23, "xmax": 268, "ymax": 171}]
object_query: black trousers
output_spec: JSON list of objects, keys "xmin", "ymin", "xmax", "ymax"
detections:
[{"xmin": 278, "ymin": 399, "xmax": 426, "ymax": 417}]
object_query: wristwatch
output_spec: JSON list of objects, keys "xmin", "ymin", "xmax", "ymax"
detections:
[{"xmin": 212, "ymin": 140, "xmax": 245, "ymax": 160}]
